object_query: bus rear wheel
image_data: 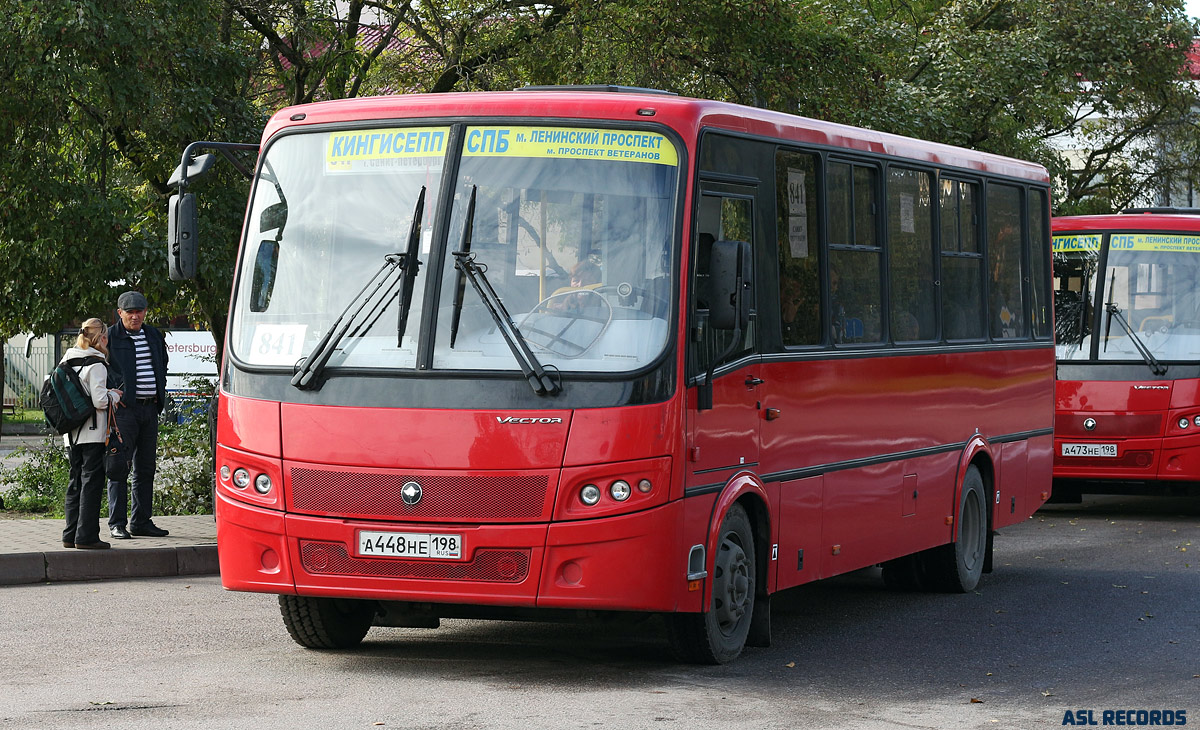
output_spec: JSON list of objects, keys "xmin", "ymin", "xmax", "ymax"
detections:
[
  {"xmin": 278, "ymin": 595, "xmax": 375, "ymax": 649},
  {"xmin": 923, "ymin": 465, "xmax": 988, "ymax": 592},
  {"xmin": 666, "ymin": 504, "xmax": 756, "ymax": 664}
]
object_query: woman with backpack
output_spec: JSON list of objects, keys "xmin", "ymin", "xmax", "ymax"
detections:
[{"xmin": 60, "ymin": 318, "xmax": 123, "ymax": 549}]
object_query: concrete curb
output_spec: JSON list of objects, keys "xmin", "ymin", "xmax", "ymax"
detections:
[{"xmin": 0, "ymin": 545, "xmax": 218, "ymax": 585}]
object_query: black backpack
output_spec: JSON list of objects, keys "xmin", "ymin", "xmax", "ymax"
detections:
[{"xmin": 40, "ymin": 356, "xmax": 105, "ymax": 439}]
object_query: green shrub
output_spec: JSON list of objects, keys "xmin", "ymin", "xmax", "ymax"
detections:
[
  {"xmin": 0, "ymin": 437, "xmax": 70, "ymax": 515},
  {"xmin": 154, "ymin": 392, "xmax": 215, "ymax": 516}
]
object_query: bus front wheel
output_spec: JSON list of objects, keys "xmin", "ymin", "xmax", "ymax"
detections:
[
  {"xmin": 666, "ymin": 503, "xmax": 756, "ymax": 664},
  {"xmin": 923, "ymin": 465, "xmax": 988, "ymax": 592},
  {"xmin": 278, "ymin": 595, "xmax": 374, "ymax": 649}
]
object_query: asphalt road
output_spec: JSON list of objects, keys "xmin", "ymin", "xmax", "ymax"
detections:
[{"xmin": 0, "ymin": 495, "xmax": 1195, "ymax": 730}]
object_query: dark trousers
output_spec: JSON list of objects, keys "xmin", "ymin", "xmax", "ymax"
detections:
[
  {"xmin": 107, "ymin": 399, "xmax": 160, "ymax": 529},
  {"xmin": 64, "ymin": 443, "xmax": 105, "ymax": 545}
]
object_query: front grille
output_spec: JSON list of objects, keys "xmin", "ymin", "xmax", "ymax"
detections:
[
  {"xmin": 299, "ymin": 541, "xmax": 530, "ymax": 582},
  {"xmin": 289, "ymin": 467, "xmax": 550, "ymax": 522},
  {"xmin": 1055, "ymin": 413, "xmax": 1163, "ymax": 438}
]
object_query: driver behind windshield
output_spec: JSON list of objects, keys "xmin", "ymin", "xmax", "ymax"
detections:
[{"xmin": 549, "ymin": 260, "xmax": 602, "ymax": 312}]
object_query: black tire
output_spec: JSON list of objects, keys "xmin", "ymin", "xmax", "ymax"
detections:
[
  {"xmin": 667, "ymin": 504, "xmax": 755, "ymax": 664},
  {"xmin": 922, "ymin": 465, "xmax": 988, "ymax": 593},
  {"xmin": 278, "ymin": 595, "xmax": 375, "ymax": 649}
]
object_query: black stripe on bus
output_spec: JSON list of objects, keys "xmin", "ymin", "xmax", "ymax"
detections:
[{"xmin": 683, "ymin": 427, "xmax": 1053, "ymax": 497}]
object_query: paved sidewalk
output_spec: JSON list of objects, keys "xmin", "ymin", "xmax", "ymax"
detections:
[{"xmin": 0, "ymin": 514, "xmax": 217, "ymax": 585}]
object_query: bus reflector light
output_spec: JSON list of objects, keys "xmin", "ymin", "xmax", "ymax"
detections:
[
  {"xmin": 260, "ymin": 548, "xmax": 280, "ymax": 572},
  {"xmin": 610, "ymin": 480, "xmax": 631, "ymax": 501},
  {"xmin": 637, "ymin": 479, "xmax": 652, "ymax": 493},
  {"xmin": 580, "ymin": 484, "xmax": 601, "ymax": 505},
  {"xmin": 687, "ymin": 579, "xmax": 701, "ymax": 591}
]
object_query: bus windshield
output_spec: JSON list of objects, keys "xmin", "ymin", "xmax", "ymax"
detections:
[
  {"xmin": 1054, "ymin": 231, "xmax": 1200, "ymax": 362},
  {"xmin": 229, "ymin": 124, "xmax": 679, "ymax": 377}
]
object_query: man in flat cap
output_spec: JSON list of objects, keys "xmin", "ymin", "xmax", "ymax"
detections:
[{"xmin": 106, "ymin": 291, "xmax": 171, "ymax": 539}]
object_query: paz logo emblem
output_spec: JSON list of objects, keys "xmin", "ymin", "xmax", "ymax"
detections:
[
  {"xmin": 1083, "ymin": 418, "xmax": 1097, "ymax": 431},
  {"xmin": 401, "ymin": 481, "xmax": 423, "ymax": 506}
]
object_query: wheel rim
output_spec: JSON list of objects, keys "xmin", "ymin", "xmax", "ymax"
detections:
[
  {"xmin": 713, "ymin": 532, "xmax": 751, "ymax": 636},
  {"xmin": 960, "ymin": 489, "xmax": 984, "ymax": 571}
]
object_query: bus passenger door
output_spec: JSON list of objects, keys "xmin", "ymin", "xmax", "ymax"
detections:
[{"xmin": 687, "ymin": 188, "xmax": 762, "ymax": 479}]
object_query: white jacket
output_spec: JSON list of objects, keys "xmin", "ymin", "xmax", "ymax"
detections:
[{"xmin": 59, "ymin": 346, "xmax": 120, "ymax": 447}]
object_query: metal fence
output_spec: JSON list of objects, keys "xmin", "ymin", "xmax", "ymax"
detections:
[{"xmin": 3, "ymin": 340, "xmax": 54, "ymax": 410}]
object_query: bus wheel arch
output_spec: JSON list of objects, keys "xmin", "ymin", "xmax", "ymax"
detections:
[{"xmin": 668, "ymin": 491, "xmax": 767, "ymax": 664}]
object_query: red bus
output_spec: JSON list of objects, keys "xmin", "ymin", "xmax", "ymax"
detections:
[
  {"xmin": 170, "ymin": 87, "xmax": 1054, "ymax": 663},
  {"xmin": 1052, "ymin": 209, "xmax": 1200, "ymax": 499}
]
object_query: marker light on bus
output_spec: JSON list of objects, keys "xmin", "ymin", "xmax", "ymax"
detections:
[
  {"xmin": 637, "ymin": 479, "xmax": 652, "ymax": 494},
  {"xmin": 220, "ymin": 465, "xmax": 231, "ymax": 482},
  {"xmin": 232, "ymin": 468, "xmax": 251, "ymax": 489}
]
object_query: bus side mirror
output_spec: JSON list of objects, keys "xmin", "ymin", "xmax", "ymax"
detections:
[
  {"xmin": 168, "ymin": 193, "xmax": 198, "ymax": 280},
  {"xmin": 708, "ymin": 239, "xmax": 753, "ymax": 330}
]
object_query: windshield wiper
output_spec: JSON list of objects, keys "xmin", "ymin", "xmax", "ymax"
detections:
[
  {"xmin": 1104, "ymin": 302, "xmax": 1167, "ymax": 376},
  {"xmin": 396, "ymin": 186, "xmax": 425, "ymax": 344},
  {"xmin": 291, "ymin": 189, "xmax": 426, "ymax": 390},
  {"xmin": 449, "ymin": 186, "xmax": 560, "ymax": 396}
]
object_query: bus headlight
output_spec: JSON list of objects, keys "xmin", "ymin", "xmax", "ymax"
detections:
[
  {"xmin": 254, "ymin": 474, "xmax": 273, "ymax": 494},
  {"xmin": 232, "ymin": 468, "xmax": 251, "ymax": 489},
  {"xmin": 610, "ymin": 480, "xmax": 632, "ymax": 501},
  {"xmin": 1179, "ymin": 418, "xmax": 1190, "ymax": 429},
  {"xmin": 580, "ymin": 484, "xmax": 601, "ymax": 506}
]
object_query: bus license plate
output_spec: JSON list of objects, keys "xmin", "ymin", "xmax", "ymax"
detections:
[
  {"xmin": 356, "ymin": 531, "xmax": 462, "ymax": 559},
  {"xmin": 1061, "ymin": 443, "xmax": 1118, "ymax": 458}
]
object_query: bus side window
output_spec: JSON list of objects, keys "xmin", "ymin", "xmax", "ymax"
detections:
[
  {"xmin": 775, "ymin": 149, "xmax": 821, "ymax": 347},
  {"xmin": 828, "ymin": 161, "xmax": 882, "ymax": 344},
  {"xmin": 987, "ymin": 183, "xmax": 1026, "ymax": 340},
  {"xmin": 1029, "ymin": 188, "xmax": 1051, "ymax": 339},
  {"xmin": 888, "ymin": 167, "xmax": 935, "ymax": 342},
  {"xmin": 940, "ymin": 179, "xmax": 985, "ymax": 340},
  {"xmin": 693, "ymin": 193, "xmax": 755, "ymax": 372}
]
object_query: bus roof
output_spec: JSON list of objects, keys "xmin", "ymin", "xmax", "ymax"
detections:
[
  {"xmin": 1053, "ymin": 211, "xmax": 1200, "ymax": 233},
  {"xmin": 264, "ymin": 89, "xmax": 1049, "ymax": 183}
]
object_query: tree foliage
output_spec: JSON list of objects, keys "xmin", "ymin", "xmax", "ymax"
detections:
[
  {"xmin": 0, "ymin": 0, "xmax": 261, "ymax": 344},
  {"xmin": 1, "ymin": 0, "xmax": 1198, "ymax": 345}
]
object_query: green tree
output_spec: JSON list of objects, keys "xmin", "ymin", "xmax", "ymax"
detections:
[
  {"xmin": 822, "ymin": 0, "xmax": 1200, "ymax": 212},
  {"xmin": 0, "ymin": 0, "xmax": 262, "ymax": 350}
]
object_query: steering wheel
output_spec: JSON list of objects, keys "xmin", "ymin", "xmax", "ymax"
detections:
[
  {"xmin": 523, "ymin": 288, "xmax": 612, "ymax": 357},
  {"xmin": 593, "ymin": 283, "xmax": 669, "ymax": 317}
]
